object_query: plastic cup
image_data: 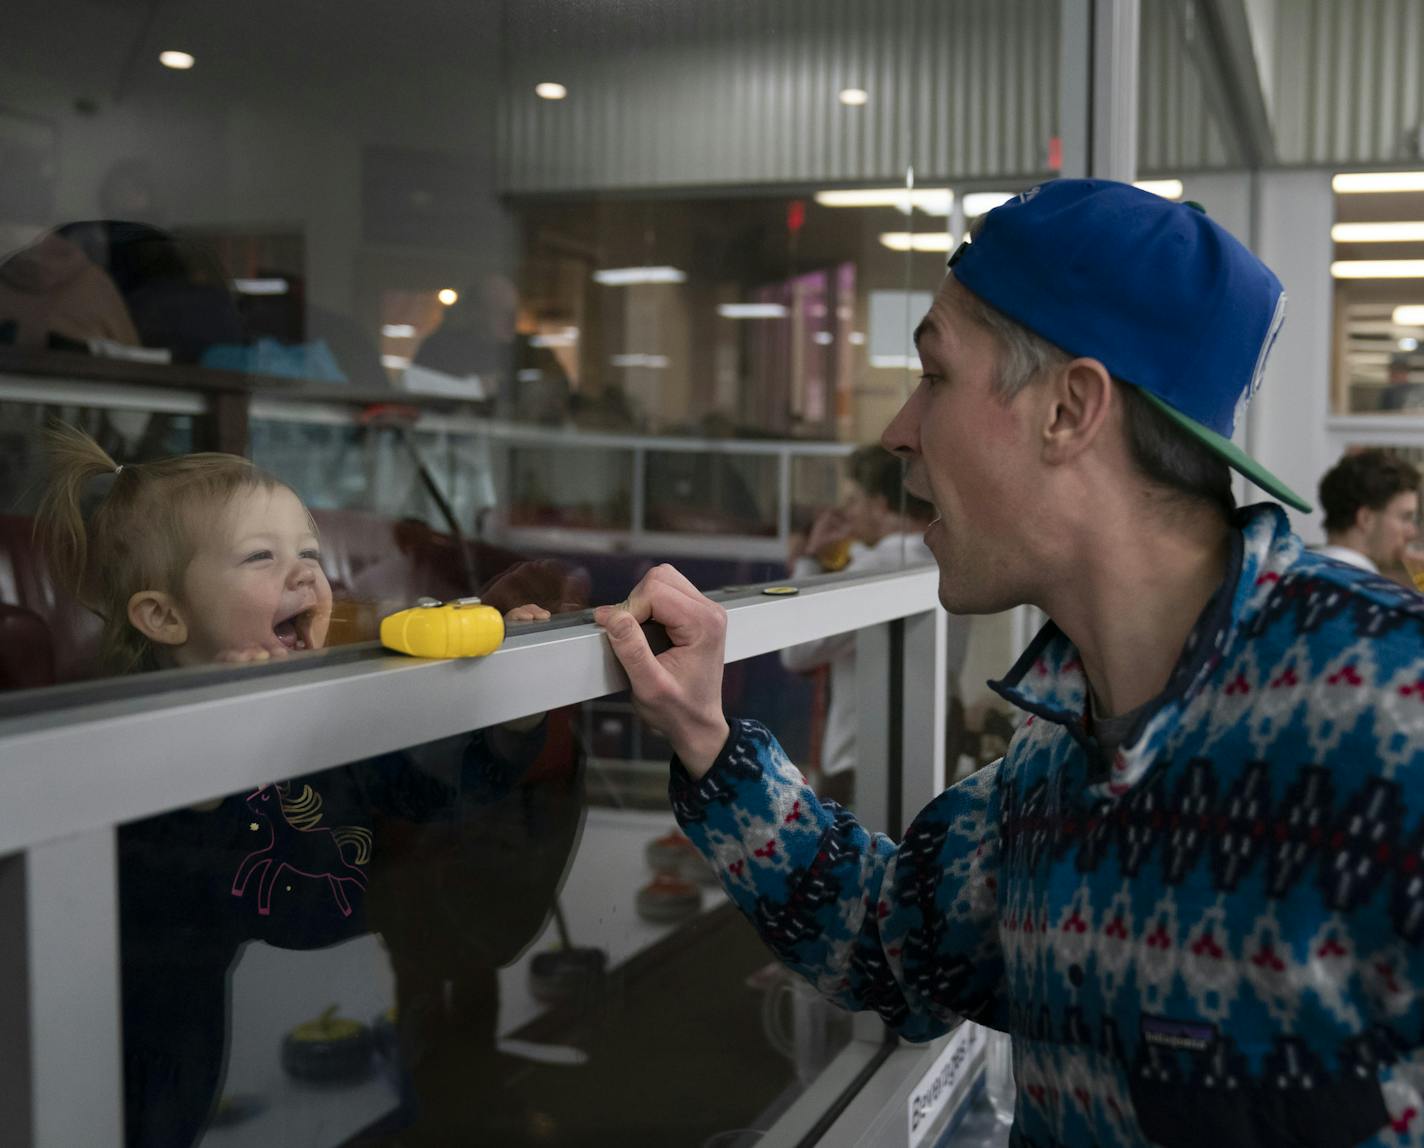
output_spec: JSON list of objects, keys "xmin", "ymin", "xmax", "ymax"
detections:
[{"xmin": 1402, "ymin": 545, "xmax": 1424, "ymax": 593}]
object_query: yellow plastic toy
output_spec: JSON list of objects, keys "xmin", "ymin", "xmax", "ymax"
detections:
[{"xmin": 380, "ymin": 597, "xmax": 505, "ymax": 658}]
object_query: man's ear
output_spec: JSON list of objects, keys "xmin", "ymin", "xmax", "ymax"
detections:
[
  {"xmin": 127, "ymin": 590, "xmax": 189, "ymax": 647},
  {"xmin": 1354, "ymin": 504, "xmax": 1377, "ymax": 536},
  {"xmin": 1040, "ymin": 358, "xmax": 1114, "ymax": 464}
]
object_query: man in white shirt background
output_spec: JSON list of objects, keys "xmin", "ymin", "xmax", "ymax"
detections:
[
  {"xmin": 781, "ymin": 445, "xmax": 969, "ymax": 808},
  {"xmin": 1315, "ymin": 447, "xmax": 1420, "ymax": 578}
]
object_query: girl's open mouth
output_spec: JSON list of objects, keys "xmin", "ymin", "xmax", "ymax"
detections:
[{"xmin": 273, "ymin": 608, "xmax": 314, "ymax": 651}]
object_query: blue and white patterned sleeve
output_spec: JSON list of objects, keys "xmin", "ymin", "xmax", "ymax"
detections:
[{"xmin": 671, "ymin": 718, "xmax": 1007, "ymax": 1041}]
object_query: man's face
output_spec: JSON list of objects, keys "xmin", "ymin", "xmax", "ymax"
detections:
[
  {"xmin": 1360, "ymin": 490, "xmax": 1420, "ymax": 570},
  {"xmin": 880, "ymin": 279, "xmax": 1042, "ymax": 613}
]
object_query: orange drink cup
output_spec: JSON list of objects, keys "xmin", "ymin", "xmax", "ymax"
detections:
[{"xmin": 1403, "ymin": 545, "xmax": 1424, "ymax": 593}]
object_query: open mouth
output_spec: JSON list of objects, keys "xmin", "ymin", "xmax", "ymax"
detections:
[{"xmin": 273, "ymin": 608, "xmax": 315, "ymax": 651}]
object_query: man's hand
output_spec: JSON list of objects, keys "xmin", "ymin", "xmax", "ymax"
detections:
[{"xmin": 594, "ymin": 564, "xmax": 730, "ymax": 779}]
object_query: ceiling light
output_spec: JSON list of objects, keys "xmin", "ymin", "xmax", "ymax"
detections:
[
  {"xmin": 962, "ymin": 191, "xmax": 1016, "ymax": 217},
  {"xmin": 1400, "ymin": 337, "xmax": 1420, "ymax": 351},
  {"xmin": 382, "ymin": 324, "xmax": 418, "ymax": 338},
  {"xmin": 231, "ymin": 277, "xmax": 288, "ymax": 295},
  {"xmin": 1134, "ymin": 179, "xmax": 1184, "ymax": 199},
  {"xmin": 849, "ymin": 331, "xmax": 866, "ymax": 346},
  {"xmin": 1331, "ymin": 260, "xmax": 1424, "ymax": 279},
  {"xmin": 718, "ymin": 303, "xmax": 789, "ymax": 319},
  {"xmin": 838, "ymin": 88, "xmax": 869, "ymax": 106},
  {"xmin": 531, "ymin": 327, "xmax": 579, "ymax": 348},
  {"xmin": 1333, "ymin": 171, "xmax": 1424, "ymax": 193},
  {"xmin": 1393, "ymin": 305, "xmax": 1424, "ymax": 325},
  {"xmin": 1331, "ymin": 222, "xmax": 1424, "ymax": 243},
  {"xmin": 813, "ymin": 188, "xmax": 952, "ymax": 215},
  {"xmin": 381, "ymin": 355, "xmax": 411, "ymax": 370},
  {"xmin": 593, "ymin": 266, "xmax": 686, "ymax": 286},
  {"xmin": 438, "ymin": 288, "xmax": 459, "ymax": 305},
  {"xmin": 812, "ymin": 331, "xmax": 834, "ymax": 345},
  {"xmin": 611, "ymin": 353, "xmax": 670, "ymax": 368},
  {"xmin": 159, "ymin": 51, "xmax": 195, "ymax": 70},
  {"xmin": 878, "ymin": 232, "xmax": 954, "ymax": 253},
  {"xmin": 869, "ymin": 354, "xmax": 917, "ymax": 369},
  {"xmin": 535, "ymin": 82, "xmax": 568, "ymax": 100}
]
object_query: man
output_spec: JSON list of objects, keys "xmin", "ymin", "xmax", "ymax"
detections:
[
  {"xmin": 1316, "ymin": 448, "xmax": 1420, "ymax": 575},
  {"xmin": 781, "ymin": 444, "xmax": 968, "ymax": 808},
  {"xmin": 594, "ymin": 180, "xmax": 1424, "ymax": 1146}
]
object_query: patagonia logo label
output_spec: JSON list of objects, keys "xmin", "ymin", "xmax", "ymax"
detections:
[{"xmin": 1141, "ymin": 1015, "xmax": 1216, "ymax": 1053}]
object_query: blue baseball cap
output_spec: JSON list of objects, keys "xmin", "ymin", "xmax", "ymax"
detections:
[{"xmin": 948, "ymin": 178, "xmax": 1310, "ymax": 513}]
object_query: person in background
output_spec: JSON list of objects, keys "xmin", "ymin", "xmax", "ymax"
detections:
[
  {"xmin": 1315, "ymin": 447, "xmax": 1420, "ymax": 576},
  {"xmin": 594, "ymin": 180, "xmax": 1424, "ymax": 1146},
  {"xmin": 781, "ymin": 444, "xmax": 968, "ymax": 808}
]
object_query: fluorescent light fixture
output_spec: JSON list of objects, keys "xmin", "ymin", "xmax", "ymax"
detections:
[
  {"xmin": 1331, "ymin": 222, "xmax": 1424, "ymax": 243},
  {"xmin": 535, "ymin": 82, "xmax": 568, "ymax": 100},
  {"xmin": 611, "ymin": 353, "xmax": 671, "ymax": 369},
  {"xmin": 231, "ymin": 277, "xmax": 288, "ymax": 295},
  {"xmin": 382, "ymin": 324, "xmax": 418, "ymax": 338},
  {"xmin": 878, "ymin": 232, "xmax": 954, "ymax": 253},
  {"xmin": 1400, "ymin": 337, "xmax": 1420, "ymax": 351},
  {"xmin": 531, "ymin": 327, "xmax": 579, "ymax": 348},
  {"xmin": 717, "ymin": 303, "xmax": 789, "ymax": 319},
  {"xmin": 962, "ymin": 191, "xmax": 1015, "ymax": 217},
  {"xmin": 1134, "ymin": 179, "xmax": 1184, "ymax": 199},
  {"xmin": 1333, "ymin": 171, "xmax": 1424, "ymax": 194},
  {"xmin": 381, "ymin": 355, "xmax": 410, "ymax": 370},
  {"xmin": 812, "ymin": 331, "xmax": 834, "ymax": 346},
  {"xmin": 869, "ymin": 354, "xmax": 918, "ymax": 369},
  {"xmin": 438, "ymin": 288, "xmax": 459, "ymax": 305},
  {"xmin": 1393, "ymin": 305, "xmax": 1424, "ymax": 325},
  {"xmin": 1331, "ymin": 260, "xmax": 1424, "ymax": 279},
  {"xmin": 813, "ymin": 188, "xmax": 953, "ymax": 215},
  {"xmin": 593, "ymin": 266, "xmax": 686, "ymax": 286},
  {"xmin": 160, "ymin": 50, "xmax": 195, "ymax": 70},
  {"xmin": 838, "ymin": 88, "xmax": 869, "ymax": 106}
]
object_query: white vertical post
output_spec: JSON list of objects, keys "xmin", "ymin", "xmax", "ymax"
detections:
[
  {"xmin": 27, "ymin": 830, "xmax": 123, "ymax": 1147},
  {"xmin": 1059, "ymin": 0, "xmax": 1140, "ymax": 181},
  {"xmin": 900, "ymin": 609, "xmax": 948, "ymax": 827}
]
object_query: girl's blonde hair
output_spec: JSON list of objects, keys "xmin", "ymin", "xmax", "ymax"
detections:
[{"xmin": 35, "ymin": 422, "xmax": 287, "ymax": 673}]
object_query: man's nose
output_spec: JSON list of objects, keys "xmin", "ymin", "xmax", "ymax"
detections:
[{"xmin": 881, "ymin": 391, "xmax": 921, "ymax": 457}]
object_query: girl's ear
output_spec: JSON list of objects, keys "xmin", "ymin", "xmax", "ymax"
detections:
[{"xmin": 127, "ymin": 590, "xmax": 188, "ymax": 647}]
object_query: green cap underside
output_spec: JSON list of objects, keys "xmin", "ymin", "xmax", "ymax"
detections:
[{"xmin": 1137, "ymin": 389, "xmax": 1314, "ymax": 514}]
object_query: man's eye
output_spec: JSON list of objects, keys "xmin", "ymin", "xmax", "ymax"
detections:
[
  {"xmin": 243, "ymin": 550, "xmax": 274, "ymax": 563},
  {"xmin": 918, "ymin": 374, "xmax": 943, "ymax": 387}
]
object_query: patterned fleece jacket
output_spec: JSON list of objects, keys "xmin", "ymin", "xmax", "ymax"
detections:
[{"xmin": 671, "ymin": 504, "xmax": 1424, "ymax": 1148}]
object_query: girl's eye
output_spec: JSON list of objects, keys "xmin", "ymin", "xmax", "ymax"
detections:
[
  {"xmin": 243, "ymin": 550, "xmax": 274, "ymax": 563},
  {"xmin": 301, "ymin": 549, "xmax": 322, "ymax": 562}
]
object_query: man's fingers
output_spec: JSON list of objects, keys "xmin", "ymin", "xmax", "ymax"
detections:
[{"xmin": 600, "ymin": 605, "xmax": 669, "ymax": 696}]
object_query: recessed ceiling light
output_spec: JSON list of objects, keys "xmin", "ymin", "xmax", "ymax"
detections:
[
  {"xmin": 718, "ymin": 303, "xmax": 789, "ymax": 319},
  {"xmin": 878, "ymin": 232, "xmax": 954, "ymax": 253},
  {"xmin": 1333, "ymin": 171, "xmax": 1424, "ymax": 193},
  {"xmin": 1331, "ymin": 222, "xmax": 1424, "ymax": 243},
  {"xmin": 813, "ymin": 188, "xmax": 952, "ymax": 215},
  {"xmin": 1331, "ymin": 260, "xmax": 1424, "ymax": 279},
  {"xmin": 1134, "ymin": 179, "xmax": 1184, "ymax": 199},
  {"xmin": 1400, "ymin": 337, "xmax": 1420, "ymax": 351},
  {"xmin": 593, "ymin": 266, "xmax": 686, "ymax": 286},
  {"xmin": 535, "ymin": 82, "xmax": 568, "ymax": 100},
  {"xmin": 962, "ymin": 192, "xmax": 1016, "ymax": 217},
  {"xmin": 382, "ymin": 324, "xmax": 418, "ymax": 338},
  {"xmin": 438, "ymin": 288, "xmax": 459, "ymax": 305},
  {"xmin": 838, "ymin": 88, "xmax": 869, "ymax": 107},
  {"xmin": 160, "ymin": 51, "xmax": 195, "ymax": 70}
]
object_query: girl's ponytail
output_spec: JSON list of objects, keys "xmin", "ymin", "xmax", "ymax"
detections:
[{"xmin": 34, "ymin": 421, "xmax": 124, "ymax": 611}]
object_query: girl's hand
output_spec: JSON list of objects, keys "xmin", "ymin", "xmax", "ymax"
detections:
[
  {"xmin": 213, "ymin": 641, "xmax": 290, "ymax": 663},
  {"xmin": 504, "ymin": 603, "xmax": 551, "ymax": 623}
]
